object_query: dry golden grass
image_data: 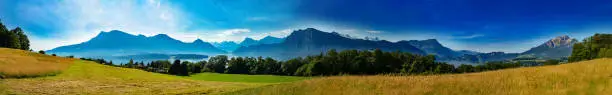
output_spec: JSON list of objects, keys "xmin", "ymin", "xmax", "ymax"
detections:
[
  {"xmin": 227, "ymin": 58, "xmax": 612, "ymax": 95},
  {"xmin": 0, "ymin": 48, "xmax": 264, "ymax": 94},
  {"xmin": 2, "ymin": 60, "xmax": 263, "ymax": 94},
  {"xmin": 0, "ymin": 48, "xmax": 74, "ymax": 78}
]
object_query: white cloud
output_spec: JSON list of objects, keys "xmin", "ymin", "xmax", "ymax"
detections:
[
  {"xmin": 454, "ymin": 34, "xmax": 484, "ymax": 39},
  {"xmin": 366, "ymin": 30, "xmax": 383, "ymax": 34},
  {"xmin": 263, "ymin": 29, "xmax": 294, "ymax": 37},
  {"xmin": 218, "ymin": 29, "xmax": 251, "ymax": 36},
  {"xmin": 22, "ymin": 0, "xmax": 193, "ymax": 50}
]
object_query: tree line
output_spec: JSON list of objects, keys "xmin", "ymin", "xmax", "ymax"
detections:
[
  {"xmin": 82, "ymin": 49, "xmax": 529, "ymax": 76},
  {"xmin": 569, "ymin": 33, "xmax": 612, "ymax": 62},
  {"xmin": 0, "ymin": 20, "xmax": 29, "ymax": 50}
]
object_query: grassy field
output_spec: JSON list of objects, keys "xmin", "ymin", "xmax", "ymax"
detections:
[
  {"xmin": 0, "ymin": 48, "xmax": 73, "ymax": 78},
  {"xmin": 187, "ymin": 73, "xmax": 308, "ymax": 83},
  {"xmin": 0, "ymin": 48, "xmax": 306, "ymax": 94},
  {"xmin": 226, "ymin": 58, "xmax": 612, "ymax": 95},
  {"xmin": 1, "ymin": 60, "xmax": 265, "ymax": 94},
  {"xmin": 4, "ymin": 47, "xmax": 612, "ymax": 95}
]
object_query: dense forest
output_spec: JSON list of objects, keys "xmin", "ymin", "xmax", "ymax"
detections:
[
  {"xmin": 81, "ymin": 49, "xmax": 530, "ymax": 76},
  {"xmin": 0, "ymin": 20, "xmax": 29, "ymax": 50},
  {"xmin": 569, "ymin": 34, "xmax": 612, "ymax": 62}
]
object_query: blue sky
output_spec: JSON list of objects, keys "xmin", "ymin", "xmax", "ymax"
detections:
[{"xmin": 1, "ymin": 0, "xmax": 611, "ymax": 52}]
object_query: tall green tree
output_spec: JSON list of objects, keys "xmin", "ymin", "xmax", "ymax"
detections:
[
  {"xmin": 13, "ymin": 27, "xmax": 29, "ymax": 50},
  {"xmin": 0, "ymin": 20, "xmax": 29, "ymax": 50},
  {"xmin": 226, "ymin": 57, "xmax": 248, "ymax": 74},
  {"xmin": 208, "ymin": 55, "xmax": 228, "ymax": 73},
  {"xmin": 168, "ymin": 59, "xmax": 188, "ymax": 76},
  {"xmin": 569, "ymin": 34, "xmax": 612, "ymax": 62}
]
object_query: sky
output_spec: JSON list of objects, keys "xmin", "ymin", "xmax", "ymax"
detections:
[{"xmin": 1, "ymin": 0, "xmax": 612, "ymax": 52}]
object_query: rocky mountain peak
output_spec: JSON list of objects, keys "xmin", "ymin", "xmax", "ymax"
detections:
[{"xmin": 545, "ymin": 35, "xmax": 577, "ymax": 48}]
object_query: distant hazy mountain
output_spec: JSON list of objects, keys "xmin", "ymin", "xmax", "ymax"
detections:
[
  {"xmin": 258, "ymin": 36, "xmax": 284, "ymax": 44},
  {"xmin": 522, "ymin": 35, "xmax": 577, "ymax": 59},
  {"xmin": 233, "ymin": 28, "xmax": 426, "ymax": 59},
  {"xmin": 211, "ymin": 36, "xmax": 284, "ymax": 52},
  {"xmin": 444, "ymin": 51, "xmax": 520, "ymax": 64},
  {"xmin": 401, "ymin": 39, "xmax": 460, "ymax": 59},
  {"xmin": 456, "ymin": 50, "xmax": 481, "ymax": 55},
  {"xmin": 239, "ymin": 38, "xmax": 259, "ymax": 47},
  {"xmin": 211, "ymin": 41, "xmax": 241, "ymax": 52},
  {"xmin": 114, "ymin": 53, "xmax": 208, "ymax": 60},
  {"xmin": 444, "ymin": 35, "xmax": 576, "ymax": 64},
  {"xmin": 47, "ymin": 30, "xmax": 226, "ymax": 57},
  {"xmin": 239, "ymin": 36, "xmax": 284, "ymax": 47}
]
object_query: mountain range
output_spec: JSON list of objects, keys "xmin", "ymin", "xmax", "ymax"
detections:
[
  {"xmin": 47, "ymin": 30, "xmax": 226, "ymax": 57},
  {"xmin": 402, "ymin": 39, "xmax": 461, "ymax": 59},
  {"xmin": 211, "ymin": 36, "xmax": 284, "ymax": 52},
  {"xmin": 521, "ymin": 35, "xmax": 577, "ymax": 58},
  {"xmin": 47, "ymin": 28, "xmax": 577, "ymax": 64},
  {"xmin": 114, "ymin": 53, "xmax": 208, "ymax": 60},
  {"xmin": 233, "ymin": 28, "xmax": 426, "ymax": 59},
  {"xmin": 442, "ymin": 35, "xmax": 577, "ymax": 63}
]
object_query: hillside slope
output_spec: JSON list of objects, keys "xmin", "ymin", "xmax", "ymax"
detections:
[
  {"xmin": 0, "ymin": 48, "xmax": 73, "ymax": 78},
  {"xmin": 0, "ymin": 49, "xmax": 259, "ymax": 94},
  {"xmin": 227, "ymin": 58, "xmax": 612, "ymax": 95},
  {"xmin": 2, "ymin": 60, "xmax": 261, "ymax": 94}
]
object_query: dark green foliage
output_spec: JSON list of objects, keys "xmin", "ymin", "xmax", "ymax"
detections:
[
  {"xmin": 38, "ymin": 50, "xmax": 45, "ymax": 54},
  {"xmin": 0, "ymin": 20, "xmax": 30, "ymax": 50},
  {"xmin": 569, "ymin": 34, "xmax": 612, "ymax": 62},
  {"xmin": 207, "ymin": 55, "xmax": 228, "ymax": 73},
  {"xmin": 457, "ymin": 64, "xmax": 474, "ymax": 73},
  {"xmin": 147, "ymin": 60, "xmax": 172, "ymax": 73},
  {"xmin": 126, "ymin": 59, "xmax": 134, "ymax": 68},
  {"xmin": 226, "ymin": 57, "xmax": 249, "ymax": 74},
  {"xmin": 83, "ymin": 50, "xmax": 539, "ymax": 76},
  {"xmin": 179, "ymin": 61, "xmax": 189, "ymax": 75},
  {"xmin": 188, "ymin": 62, "xmax": 202, "ymax": 73},
  {"xmin": 263, "ymin": 57, "xmax": 281, "ymax": 74},
  {"xmin": 80, "ymin": 58, "xmax": 109, "ymax": 65},
  {"xmin": 280, "ymin": 58, "xmax": 304, "ymax": 75},
  {"xmin": 543, "ymin": 59, "xmax": 560, "ymax": 65},
  {"xmin": 168, "ymin": 60, "xmax": 189, "ymax": 76}
]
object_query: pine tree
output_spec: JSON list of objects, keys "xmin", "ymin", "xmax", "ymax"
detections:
[{"xmin": 127, "ymin": 59, "xmax": 134, "ymax": 68}]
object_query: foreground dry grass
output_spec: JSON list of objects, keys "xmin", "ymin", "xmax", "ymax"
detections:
[
  {"xmin": 2, "ymin": 60, "xmax": 263, "ymax": 94},
  {"xmin": 0, "ymin": 48, "xmax": 73, "ymax": 78},
  {"xmin": 227, "ymin": 58, "xmax": 612, "ymax": 95}
]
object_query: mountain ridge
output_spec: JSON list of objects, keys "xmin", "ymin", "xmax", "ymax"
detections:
[
  {"xmin": 233, "ymin": 28, "xmax": 426, "ymax": 59},
  {"xmin": 47, "ymin": 30, "xmax": 226, "ymax": 57},
  {"xmin": 46, "ymin": 29, "xmax": 575, "ymax": 63},
  {"xmin": 521, "ymin": 35, "xmax": 577, "ymax": 59}
]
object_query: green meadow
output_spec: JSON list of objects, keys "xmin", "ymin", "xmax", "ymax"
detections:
[
  {"xmin": 0, "ymin": 49, "xmax": 307, "ymax": 94},
  {"xmin": 3, "ymin": 48, "xmax": 612, "ymax": 95},
  {"xmin": 186, "ymin": 73, "xmax": 308, "ymax": 83}
]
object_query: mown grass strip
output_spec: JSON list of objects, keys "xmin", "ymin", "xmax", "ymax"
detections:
[{"xmin": 186, "ymin": 73, "xmax": 309, "ymax": 83}]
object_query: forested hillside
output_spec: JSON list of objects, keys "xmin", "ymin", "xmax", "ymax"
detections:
[
  {"xmin": 0, "ymin": 20, "xmax": 29, "ymax": 50},
  {"xmin": 569, "ymin": 34, "xmax": 612, "ymax": 62}
]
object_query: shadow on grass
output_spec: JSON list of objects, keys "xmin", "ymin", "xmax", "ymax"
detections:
[{"xmin": 0, "ymin": 71, "xmax": 62, "ymax": 79}]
